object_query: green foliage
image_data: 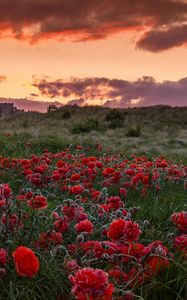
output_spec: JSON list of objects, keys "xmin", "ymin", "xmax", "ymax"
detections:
[
  {"xmin": 105, "ymin": 109, "xmax": 125, "ymax": 122},
  {"xmin": 108, "ymin": 119, "xmax": 124, "ymax": 129},
  {"xmin": 126, "ymin": 125, "xmax": 142, "ymax": 137},
  {"xmin": 62, "ymin": 110, "xmax": 71, "ymax": 119},
  {"xmin": 21, "ymin": 119, "xmax": 29, "ymax": 129},
  {"xmin": 105, "ymin": 109, "xmax": 125, "ymax": 128},
  {"xmin": 71, "ymin": 118, "xmax": 100, "ymax": 133}
]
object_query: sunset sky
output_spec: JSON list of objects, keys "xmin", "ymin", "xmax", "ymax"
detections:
[{"xmin": 0, "ymin": 0, "xmax": 187, "ymax": 111}]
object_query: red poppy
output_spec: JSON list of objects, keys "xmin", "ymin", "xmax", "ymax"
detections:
[
  {"xmin": 174, "ymin": 235, "xmax": 187, "ymax": 257},
  {"xmin": 71, "ymin": 174, "xmax": 81, "ymax": 182},
  {"xmin": 37, "ymin": 230, "xmax": 63, "ymax": 249},
  {"xmin": 107, "ymin": 219, "xmax": 141, "ymax": 242},
  {"xmin": 69, "ymin": 267, "xmax": 114, "ymax": 300},
  {"xmin": 75, "ymin": 220, "xmax": 93, "ymax": 234},
  {"xmin": 0, "ymin": 183, "xmax": 12, "ymax": 199},
  {"xmin": 145, "ymin": 256, "xmax": 170, "ymax": 274},
  {"xmin": 12, "ymin": 246, "xmax": 39, "ymax": 277},
  {"xmin": 28, "ymin": 195, "xmax": 48, "ymax": 210},
  {"xmin": 102, "ymin": 167, "xmax": 115, "ymax": 177},
  {"xmin": 171, "ymin": 211, "xmax": 187, "ymax": 232},
  {"xmin": 70, "ymin": 185, "xmax": 84, "ymax": 195},
  {"xmin": 0, "ymin": 249, "xmax": 7, "ymax": 265}
]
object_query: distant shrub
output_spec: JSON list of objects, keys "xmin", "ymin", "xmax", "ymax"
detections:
[
  {"xmin": 126, "ymin": 125, "xmax": 141, "ymax": 137},
  {"xmin": 62, "ymin": 110, "xmax": 71, "ymax": 119},
  {"xmin": 47, "ymin": 104, "xmax": 58, "ymax": 114},
  {"xmin": 21, "ymin": 119, "xmax": 29, "ymax": 128},
  {"xmin": 108, "ymin": 119, "xmax": 124, "ymax": 129},
  {"xmin": 105, "ymin": 109, "xmax": 125, "ymax": 122},
  {"xmin": 71, "ymin": 118, "xmax": 99, "ymax": 134}
]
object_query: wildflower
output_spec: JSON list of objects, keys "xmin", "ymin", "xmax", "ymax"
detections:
[
  {"xmin": 71, "ymin": 174, "xmax": 81, "ymax": 182},
  {"xmin": 0, "ymin": 249, "xmax": 7, "ymax": 265},
  {"xmin": 142, "ymin": 241, "xmax": 170, "ymax": 275},
  {"xmin": 171, "ymin": 211, "xmax": 187, "ymax": 233},
  {"xmin": 54, "ymin": 218, "xmax": 68, "ymax": 233},
  {"xmin": 107, "ymin": 219, "xmax": 141, "ymax": 242},
  {"xmin": 145, "ymin": 256, "xmax": 170, "ymax": 274},
  {"xmin": 0, "ymin": 183, "xmax": 12, "ymax": 199},
  {"xmin": 37, "ymin": 230, "xmax": 63, "ymax": 249},
  {"xmin": 102, "ymin": 168, "xmax": 115, "ymax": 177},
  {"xmin": 75, "ymin": 220, "xmax": 93, "ymax": 234},
  {"xmin": 174, "ymin": 235, "xmax": 187, "ymax": 258},
  {"xmin": 69, "ymin": 267, "xmax": 114, "ymax": 300},
  {"xmin": 12, "ymin": 246, "xmax": 39, "ymax": 277},
  {"xmin": 108, "ymin": 196, "xmax": 122, "ymax": 210},
  {"xmin": 28, "ymin": 195, "xmax": 48, "ymax": 210},
  {"xmin": 64, "ymin": 259, "xmax": 80, "ymax": 274},
  {"xmin": 70, "ymin": 185, "xmax": 84, "ymax": 195}
]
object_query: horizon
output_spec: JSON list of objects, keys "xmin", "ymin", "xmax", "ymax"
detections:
[
  {"xmin": 0, "ymin": 0, "xmax": 187, "ymax": 110},
  {"xmin": 0, "ymin": 98, "xmax": 187, "ymax": 113}
]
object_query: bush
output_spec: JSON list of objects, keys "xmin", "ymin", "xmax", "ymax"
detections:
[
  {"xmin": 126, "ymin": 125, "xmax": 141, "ymax": 137},
  {"xmin": 105, "ymin": 109, "xmax": 125, "ymax": 122},
  {"xmin": 62, "ymin": 110, "xmax": 71, "ymax": 119},
  {"xmin": 21, "ymin": 119, "xmax": 29, "ymax": 128},
  {"xmin": 71, "ymin": 118, "xmax": 99, "ymax": 134},
  {"xmin": 108, "ymin": 119, "xmax": 124, "ymax": 129},
  {"xmin": 47, "ymin": 104, "xmax": 58, "ymax": 114}
]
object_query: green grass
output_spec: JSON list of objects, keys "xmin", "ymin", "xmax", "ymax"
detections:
[
  {"xmin": 0, "ymin": 106, "xmax": 186, "ymax": 299},
  {"xmin": 0, "ymin": 105, "xmax": 186, "ymax": 156}
]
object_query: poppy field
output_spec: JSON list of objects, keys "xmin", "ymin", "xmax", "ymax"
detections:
[{"xmin": 0, "ymin": 142, "xmax": 186, "ymax": 300}]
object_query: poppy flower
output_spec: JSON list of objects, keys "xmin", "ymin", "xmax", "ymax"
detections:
[
  {"xmin": 69, "ymin": 267, "xmax": 114, "ymax": 300},
  {"xmin": 28, "ymin": 195, "xmax": 48, "ymax": 210},
  {"xmin": 37, "ymin": 230, "xmax": 63, "ymax": 249},
  {"xmin": 171, "ymin": 211, "xmax": 187, "ymax": 232},
  {"xmin": 12, "ymin": 246, "xmax": 39, "ymax": 277},
  {"xmin": 75, "ymin": 220, "xmax": 93, "ymax": 234},
  {"xmin": 107, "ymin": 219, "xmax": 141, "ymax": 242},
  {"xmin": 70, "ymin": 185, "xmax": 84, "ymax": 195},
  {"xmin": 71, "ymin": 174, "xmax": 81, "ymax": 182},
  {"xmin": 0, "ymin": 249, "xmax": 7, "ymax": 265},
  {"xmin": 102, "ymin": 168, "xmax": 115, "ymax": 177},
  {"xmin": 174, "ymin": 235, "xmax": 187, "ymax": 258}
]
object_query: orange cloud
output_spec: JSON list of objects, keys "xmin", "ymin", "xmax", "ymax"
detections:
[{"xmin": 32, "ymin": 76, "xmax": 187, "ymax": 107}]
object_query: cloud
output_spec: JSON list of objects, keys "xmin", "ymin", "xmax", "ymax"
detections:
[
  {"xmin": 0, "ymin": 75, "xmax": 6, "ymax": 82},
  {"xmin": 66, "ymin": 98, "xmax": 85, "ymax": 106},
  {"xmin": 136, "ymin": 24, "xmax": 187, "ymax": 52},
  {"xmin": 0, "ymin": 0, "xmax": 187, "ymax": 51},
  {"xmin": 33, "ymin": 76, "xmax": 187, "ymax": 107}
]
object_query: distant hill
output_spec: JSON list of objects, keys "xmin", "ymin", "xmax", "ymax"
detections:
[{"xmin": 0, "ymin": 97, "xmax": 187, "ymax": 113}]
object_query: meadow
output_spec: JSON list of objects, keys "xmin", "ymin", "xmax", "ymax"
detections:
[
  {"xmin": 0, "ymin": 105, "xmax": 186, "ymax": 157},
  {"xmin": 0, "ymin": 105, "xmax": 186, "ymax": 299}
]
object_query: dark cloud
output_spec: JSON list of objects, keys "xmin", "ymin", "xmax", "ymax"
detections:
[
  {"xmin": 137, "ymin": 24, "xmax": 187, "ymax": 52},
  {"xmin": 30, "ymin": 93, "xmax": 38, "ymax": 97},
  {"xmin": 66, "ymin": 98, "xmax": 85, "ymax": 106},
  {"xmin": 33, "ymin": 76, "xmax": 187, "ymax": 107},
  {"xmin": 0, "ymin": 0, "xmax": 187, "ymax": 51}
]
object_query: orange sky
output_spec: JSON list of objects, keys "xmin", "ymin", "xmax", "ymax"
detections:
[{"xmin": 1, "ymin": 32, "xmax": 187, "ymax": 102}]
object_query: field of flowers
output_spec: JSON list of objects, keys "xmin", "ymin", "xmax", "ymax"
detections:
[{"xmin": 0, "ymin": 142, "xmax": 186, "ymax": 299}]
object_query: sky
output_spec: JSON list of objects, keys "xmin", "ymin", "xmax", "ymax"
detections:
[{"xmin": 0, "ymin": 0, "xmax": 187, "ymax": 111}]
